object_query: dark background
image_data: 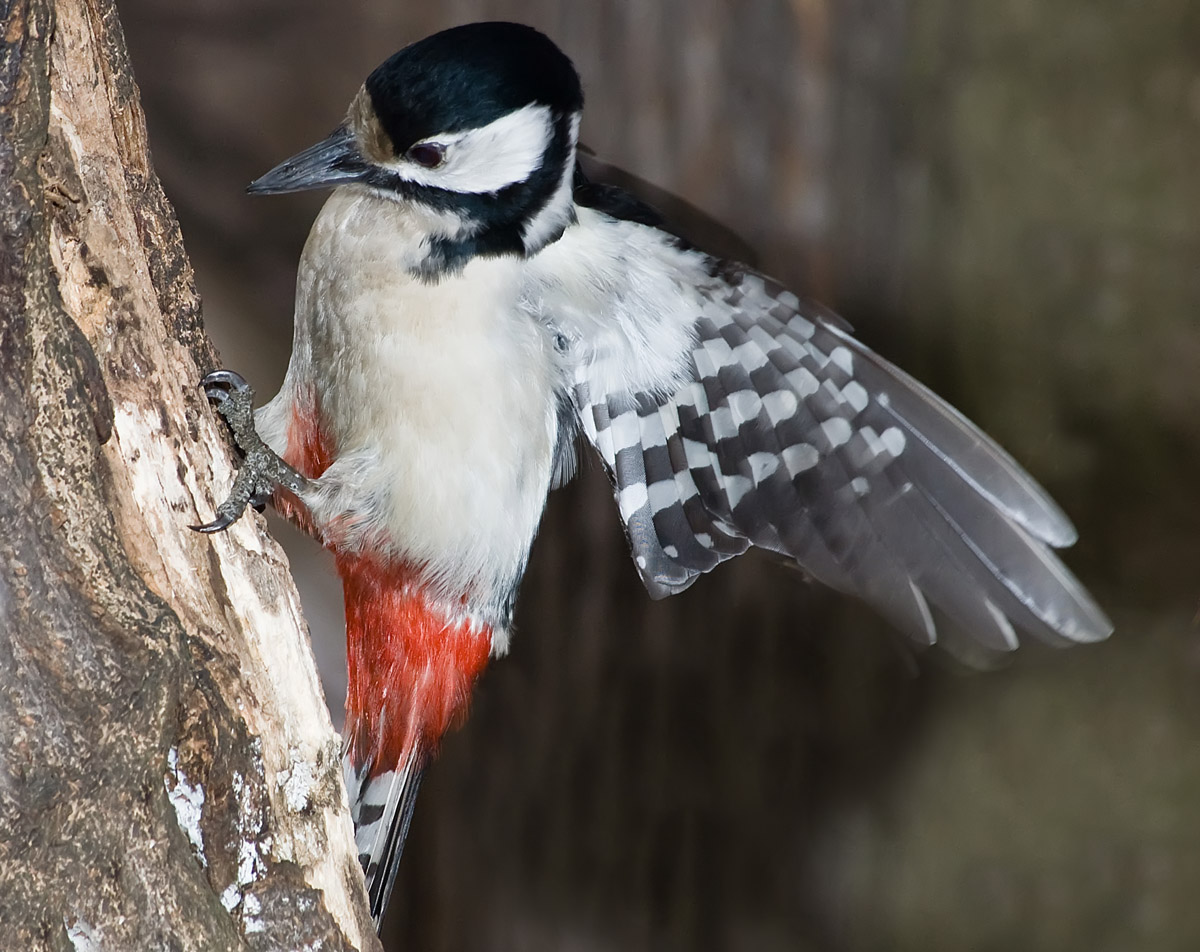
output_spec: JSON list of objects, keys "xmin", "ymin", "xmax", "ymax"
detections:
[{"xmin": 120, "ymin": 2, "xmax": 1199, "ymax": 949}]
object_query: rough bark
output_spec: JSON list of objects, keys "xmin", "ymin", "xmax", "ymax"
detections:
[{"xmin": 0, "ymin": 1, "xmax": 378, "ymax": 948}]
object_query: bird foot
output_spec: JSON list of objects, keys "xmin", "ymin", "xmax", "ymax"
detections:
[{"xmin": 191, "ymin": 370, "xmax": 309, "ymax": 533}]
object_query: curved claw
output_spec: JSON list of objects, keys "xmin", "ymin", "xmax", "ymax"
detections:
[
  {"xmin": 200, "ymin": 369, "xmax": 249, "ymax": 390},
  {"xmin": 191, "ymin": 370, "xmax": 307, "ymax": 536},
  {"xmin": 200, "ymin": 369, "xmax": 252, "ymax": 405},
  {"xmin": 190, "ymin": 512, "xmax": 238, "ymax": 534}
]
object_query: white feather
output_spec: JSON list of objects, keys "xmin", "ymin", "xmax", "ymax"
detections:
[
  {"xmin": 383, "ymin": 104, "xmax": 553, "ymax": 194},
  {"xmin": 526, "ymin": 208, "xmax": 708, "ymax": 399}
]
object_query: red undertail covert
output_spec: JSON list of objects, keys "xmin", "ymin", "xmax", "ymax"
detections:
[{"xmin": 339, "ymin": 555, "xmax": 492, "ymax": 776}]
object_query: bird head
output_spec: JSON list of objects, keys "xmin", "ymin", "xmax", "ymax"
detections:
[{"xmin": 249, "ymin": 22, "xmax": 585, "ymax": 273}]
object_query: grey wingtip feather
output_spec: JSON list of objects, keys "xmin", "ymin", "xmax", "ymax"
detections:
[
  {"xmin": 1047, "ymin": 598, "xmax": 1115, "ymax": 644},
  {"xmin": 642, "ymin": 567, "xmax": 700, "ymax": 599},
  {"xmin": 1026, "ymin": 507, "xmax": 1079, "ymax": 550},
  {"xmin": 1049, "ymin": 523, "xmax": 1080, "ymax": 549},
  {"xmin": 820, "ymin": 320, "xmax": 1081, "ymax": 549},
  {"xmin": 905, "ymin": 579, "xmax": 938, "ymax": 646},
  {"xmin": 888, "ymin": 578, "xmax": 1112, "ymax": 652},
  {"xmin": 1016, "ymin": 549, "xmax": 1114, "ymax": 645}
]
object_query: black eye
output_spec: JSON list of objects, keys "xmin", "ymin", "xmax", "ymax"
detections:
[{"xmin": 406, "ymin": 143, "xmax": 445, "ymax": 169}]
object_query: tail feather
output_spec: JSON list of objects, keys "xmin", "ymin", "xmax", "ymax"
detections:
[{"xmin": 344, "ymin": 748, "xmax": 427, "ymax": 927}]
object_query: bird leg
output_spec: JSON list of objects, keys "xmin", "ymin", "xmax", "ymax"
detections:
[{"xmin": 191, "ymin": 369, "xmax": 311, "ymax": 533}]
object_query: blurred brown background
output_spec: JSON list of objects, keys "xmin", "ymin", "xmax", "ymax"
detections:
[{"xmin": 119, "ymin": 1, "xmax": 1199, "ymax": 949}]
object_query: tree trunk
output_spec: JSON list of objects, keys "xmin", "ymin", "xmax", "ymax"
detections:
[{"xmin": 0, "ymin": 1, "xmax": 377, "ymax": 948}]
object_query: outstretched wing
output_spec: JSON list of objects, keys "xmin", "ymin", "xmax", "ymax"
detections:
[{"xmin": 544, "ymin": 211, "xmax": 1110, "ymax": 649}]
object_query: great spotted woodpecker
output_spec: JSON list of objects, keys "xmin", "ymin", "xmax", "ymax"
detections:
[{"xmin": 194, "ymin": 20, "xmax": 1111, "ymax": 929}]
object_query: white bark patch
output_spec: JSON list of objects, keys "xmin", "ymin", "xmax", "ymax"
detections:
[
  {"xmin": 242, "ymin": 893, "xmax": 264, "ymax": 934},
  {"xmin": 279, "ymin": 749, "xmax": 319, "ymax": 813},
  {"xmin": 164, "ymin": 747, "xmax": 206, "ymax": 866},
  {"xmin": 64, "ymin": 918, "xmax": 104, "ymax": 952},
  {"xmin": 238, "ymin": 838, "xmax": 263, "ymax": 887},
  {"xmin": 232, "ymin": 771, "xmax": 271, "ymax": 887},
  {"xmin": 220, "ymin": 885, "xmax": 241, "ymax": 913}
]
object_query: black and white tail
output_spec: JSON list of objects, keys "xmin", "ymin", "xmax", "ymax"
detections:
[{"xmin": 344, "ymin": 746, "xmax": 425, "ymax": 928}]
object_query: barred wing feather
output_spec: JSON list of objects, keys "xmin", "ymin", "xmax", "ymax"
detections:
[{"xmin": 571, "ymin": 267, "xmax": 1112, "ymax": 649}]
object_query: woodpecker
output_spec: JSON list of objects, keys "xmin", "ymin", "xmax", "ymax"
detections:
[{"xmin": 194, "ymin": 21, "xmax": 1112, "ymax": 928}]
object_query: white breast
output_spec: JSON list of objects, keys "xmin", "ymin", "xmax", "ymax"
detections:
[{"xmin": 261, "ymin": 187, "xmax": 560, "ymax": 625}]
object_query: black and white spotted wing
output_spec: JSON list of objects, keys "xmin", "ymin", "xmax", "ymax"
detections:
[{"xmin": 571, "ymin": 265, "xmax": 1112, "ymax": 649}]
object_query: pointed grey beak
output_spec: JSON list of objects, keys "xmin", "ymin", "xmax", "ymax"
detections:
[{"xmin": 247, "ymin": 125, "xmax": 370, "ymax": 195}]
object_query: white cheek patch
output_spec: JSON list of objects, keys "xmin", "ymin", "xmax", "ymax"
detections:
[{"xmin": 387, "ymin": 103, "xmax": 553, "ymax": 194}]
